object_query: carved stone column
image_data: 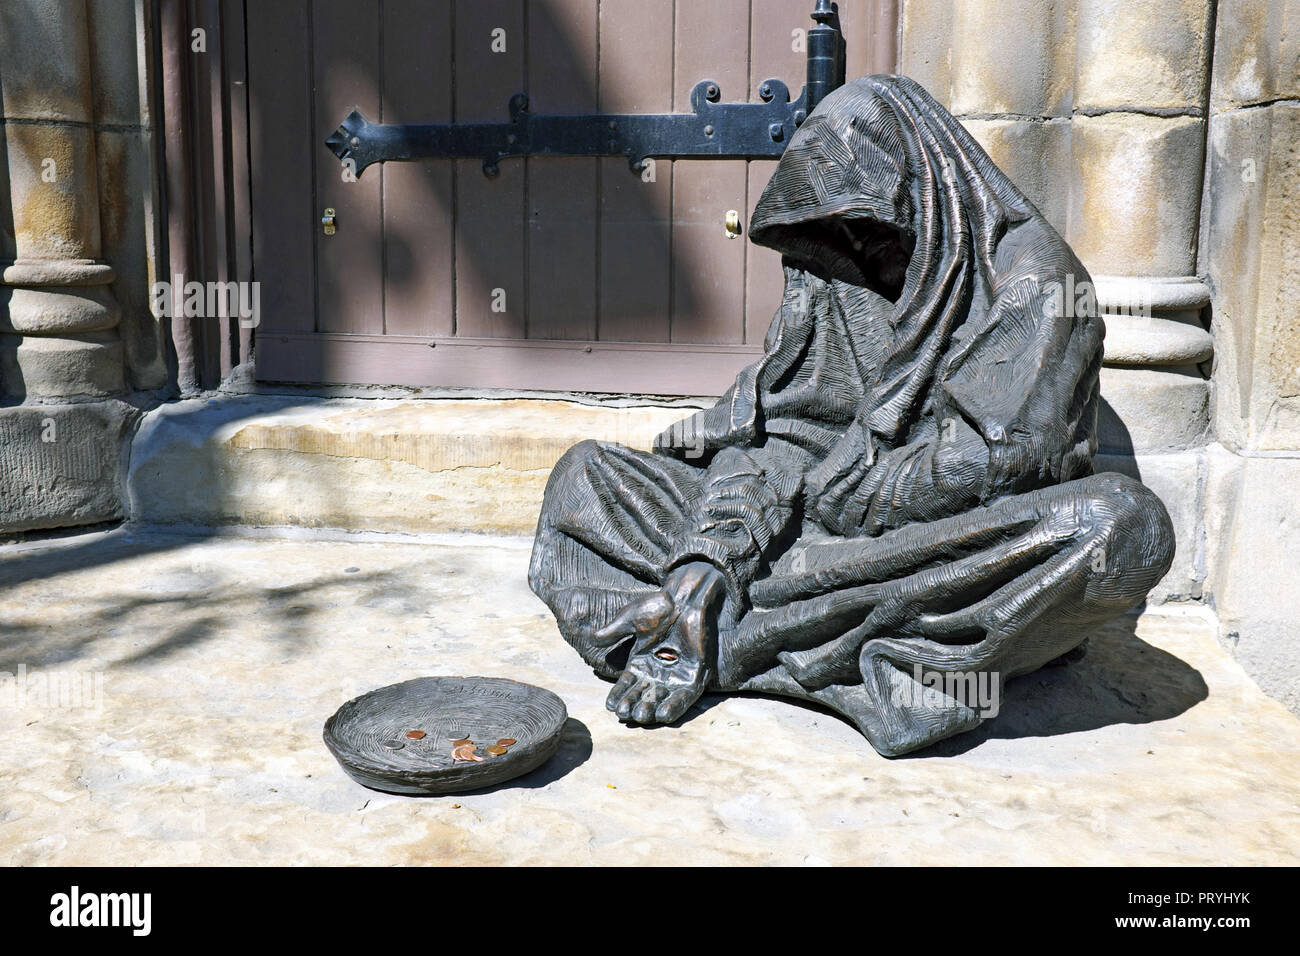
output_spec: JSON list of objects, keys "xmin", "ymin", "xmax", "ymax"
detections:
[
  {"xmin": 0, "ymin": 0, "xmax": 158, "ymax": 533},
  {"xmin": 0, "ymin": 0, "xmax": 124, "ymax": 398}
]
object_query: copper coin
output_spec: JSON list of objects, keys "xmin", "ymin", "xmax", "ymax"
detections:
[
  {"xmin": 405, "ymin": 729, "xmax": 426, "ymax": 740},
  {"xmin": 486, "ymin": 745, "xmax": 508, "ymax": 756},
  {"xmin": 450, "ymin": 737, "xmax": 472, "ymax": 746},
  {"xmin": 451, "ymin": 743, "xmax": 483, "ymax": 763},
  {"xmin": 497, "ymin": 738, "xmax": 517, "ymax": 746}
]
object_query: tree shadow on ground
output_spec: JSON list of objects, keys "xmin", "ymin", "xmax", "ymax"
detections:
[{"xmin": 0, "ymin": 529, "xmax": 427, "ymax": 671}]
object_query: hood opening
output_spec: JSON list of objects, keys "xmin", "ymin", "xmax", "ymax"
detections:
[{"xmin": 761, "ymin": 214, "xmax": 915, "ymax": 303}]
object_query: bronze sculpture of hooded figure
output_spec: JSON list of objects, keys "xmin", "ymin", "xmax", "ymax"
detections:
[{"xmin": 529, "ymin": 75, "xmax": 1175, "ymax": 757}]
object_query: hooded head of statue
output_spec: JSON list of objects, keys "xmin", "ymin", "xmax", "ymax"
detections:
[
  {"xmin": 749, "ymin": 79, "xmax": 920, "ymax": 301},
  {"xmin": 749, "ymin": 74, "xmax": 1042, "ymax": 299}
]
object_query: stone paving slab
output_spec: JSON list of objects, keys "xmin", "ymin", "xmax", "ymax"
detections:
[{"xmin": 0, "ymin": 528, "xmax": 1296, "ymax": 866}]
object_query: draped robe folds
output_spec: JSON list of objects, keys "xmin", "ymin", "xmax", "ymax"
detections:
[{"xmin": 528, "ymin": 75, "xmax": 1176, "ymax": 756}]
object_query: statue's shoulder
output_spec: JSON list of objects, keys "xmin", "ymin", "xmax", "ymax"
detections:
[{"xmin": 989, "ymin": 217, "xmax": 1089, "ymax": 301}]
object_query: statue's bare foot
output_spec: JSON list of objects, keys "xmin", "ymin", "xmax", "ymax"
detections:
[{"xmin": 591, "ymin": 563, "xmax": 725, "ymax": 725}]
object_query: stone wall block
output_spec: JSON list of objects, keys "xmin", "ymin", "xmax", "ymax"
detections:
[
  {"xmin": 1075, "ymin": 0, "xmax": 1212, "ymax": 109},
  {"xmin": 3, "ymin": 123, "xmax": 102, "ymax": 262},
  {"xmin": 898, "ymin": 0, "xmax": 955, "ymax": 107},
  {"xmin": 1098, "ymin": 366, "xmax": 1209, "ymax": 454},
  {"xmin": 1068, "ymin": 113, "xmax": 1205, "ymax": 276},
  {"xmin": 86, "ymin": 0, "xmax": 147, "ymax": 128},
  {"xmin": 0, "ymin": 400, "xmax": 136, "ymax": 532},
  {"xmin": 1202, "ymin": 449, "xmax": 1300, "ymax": 713},
  {"xmin": 949, "ymin": 0, "xmax": 1075, "ymax": 117},
  {"xmin": 1200, "ymin": 102, "xmax": 1300, "ymax": 451},
  {"xmin": 1243, "ymin": 103, "xmax": 1300, "ymax": 452},
  {"xmin": 1201, "ymin": 443, "xmax": 1244, "ymax": 605},
  {"xmin": 1200, "ymin": 108, "xmax": 1266, "ymax": 450},
  {"xmin": 1209, "ymin": 0, "xmax": 1300, "ymax": 111},
  {"xmin": 0, "ymin": 0, "xmax": 94, "ymax": 123},
  {"xmin": 961, "ymin": 117, "xmax": 1073, "ymax": 233}
]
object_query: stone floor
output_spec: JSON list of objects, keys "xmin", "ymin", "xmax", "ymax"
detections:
[{"xmin": 0, "ymin": 526, "xmax": 1297, "ymax": 865}]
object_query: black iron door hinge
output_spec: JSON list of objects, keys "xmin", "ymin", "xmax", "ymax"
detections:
[{"xmin": 326, "ymin": 1, "xmax": 845, "ymax": 179}]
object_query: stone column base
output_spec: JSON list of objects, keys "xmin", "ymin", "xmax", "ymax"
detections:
[{"xmin": 0, "ymin": 332, "xmax": 126, "ymax": 400}]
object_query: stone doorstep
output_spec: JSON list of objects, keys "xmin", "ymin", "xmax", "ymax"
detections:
[
  {"xmin": 127, "ymin": 394, "xmax": 705, "ymax": 536},
  {"xmin": 125, "ymin": 394, "xmax": 1205, "ymax": 601}
]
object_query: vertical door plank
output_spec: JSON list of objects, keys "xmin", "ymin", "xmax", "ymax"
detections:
[
  {"xmin": 527, "ymin": 0, "xmax": 598, "ymax": 341},
  {"xmin": 745, "ymin": 159, "xmax": 786, "ymax": 345},
  {"xmin": 246, "ymin": 0, "xmax": 315, "ymax": 335},
  {"xmin": 845, "ymin": 0, "xmax": 872, "ymax": 81},
  {"xmin": 382, "ymin": 0, "xmax": 455, "ymax": 337},
  {"xmin": 750, "ymin": 0, "xmax": 810, "ymax": 102},
  {"xmin": 597, "ymin": 0, "xmax": 674, "ymax": 343},
  {"xmin": 454, "ymin": 0, "xmax": 525, "ymax": 338},
  {"xmin": 671, "ymin": 0, "xmax": 750, "ymax": 344},
  {"xmin": 598, "ymin": 159, "xmax": 673, "ymax": 343},
  {"xmin": 313, "ymin": 0, "xmax": 383, "ymax": 334},
  {"xmin": 745, "ymin": 1, "xmax": 807, "ymax": 345},
  {"xmin": 848, "ymin": 0, "xmax": 899, "ymax": 79},
  {"xmin": 527, "ymin": 158, "xmax": 597, "ymax": 339}
]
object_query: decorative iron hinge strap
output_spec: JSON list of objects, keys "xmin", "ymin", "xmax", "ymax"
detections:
[{"xmin": 326, "ymin": 1, "xmax": 845, "ymax": 179}]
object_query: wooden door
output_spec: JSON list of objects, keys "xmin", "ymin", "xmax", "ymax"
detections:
[{"xmin": 245, "ymin": 1, "xmax": 895, "ymax": 394}]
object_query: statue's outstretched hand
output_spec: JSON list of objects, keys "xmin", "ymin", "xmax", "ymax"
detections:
[{"xmin": 590, "ymin": 562, "xmax": 725, "ymax": 725}]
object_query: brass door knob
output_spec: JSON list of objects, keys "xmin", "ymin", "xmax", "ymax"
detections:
[
  {"xmin": 724, "ymin": 209, "xmax": 742, "ymax": 239},
  {"xmin": 321, "ymin": 207, "xmax": 337, "ymax": 236}
]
